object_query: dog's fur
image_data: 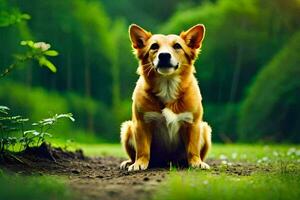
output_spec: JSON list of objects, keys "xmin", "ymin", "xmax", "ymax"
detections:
[{"xmin": 120, "ymin": 24, "xmax": 212, "ymax": 171}]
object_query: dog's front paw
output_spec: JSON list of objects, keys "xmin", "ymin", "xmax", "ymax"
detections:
[
  {"xmin": 128, "ymin": 158, "xmax": 149, "ymax": 171},
  {"xmin": 120, "ymin": 160, "xmax": 133, "ymax": 170},
  {"xmin": 189, "ymin": 157, "xmax": 210, "ymax": 169}
]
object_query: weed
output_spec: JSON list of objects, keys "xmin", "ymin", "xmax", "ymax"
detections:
[{"xmin": 0, "ymin": 105, "xmax": 74, "ymax": 153}]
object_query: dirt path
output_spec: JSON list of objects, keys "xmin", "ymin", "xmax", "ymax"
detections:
[{"xmin": 0, "ymin": 144, "xmax": 259, "ymax": 200}]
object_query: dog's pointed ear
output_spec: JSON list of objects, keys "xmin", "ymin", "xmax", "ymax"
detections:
[
  {"xmin": 180, "ymin": 24, "xmax": 205, "ymax": 49},
  {"xmin": 129, "ymin": 24, "xmax": 152, "ymax": 49}
]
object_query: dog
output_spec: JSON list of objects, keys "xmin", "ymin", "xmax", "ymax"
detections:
[{"xmin": 120, "ymin": 24, "xmax": 212, "ymax": 171}]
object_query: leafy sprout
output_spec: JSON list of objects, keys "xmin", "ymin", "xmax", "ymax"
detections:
[
  {"xmin": 0, "ymin": 105, "xmax": 75, "ymax": 152},
  {"xmin": 1, "ymin": 41, "xmax": 59, "ymax": 77},
  {"xmin": 19, "ymin": 40, "xmax": 59, "ymax": 72}
]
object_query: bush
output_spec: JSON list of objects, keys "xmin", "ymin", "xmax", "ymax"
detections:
[{"xmin": 238, "ymin": 32, "xmax": 300, "ymax": 142}]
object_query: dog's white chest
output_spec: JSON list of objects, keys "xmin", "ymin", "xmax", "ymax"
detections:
[
  {"xmin": 155, "ymin": 76, "xmax": 180, "ymax": 103},
  {"xmin": 144, "ymin": 108, "xmax": 193, "ymax": 149}
]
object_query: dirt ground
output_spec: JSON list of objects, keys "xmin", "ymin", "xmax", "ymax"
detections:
[{"xmin": 0, "ymin": 143, "xmax": 259, "ymax": 200}]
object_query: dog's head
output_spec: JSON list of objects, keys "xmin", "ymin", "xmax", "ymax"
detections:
[{"xmin": 129, "ymin": 24, "xmax": 205, "ymax": 76}]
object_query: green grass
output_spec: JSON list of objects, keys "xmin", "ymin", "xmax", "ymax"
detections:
[
  {"xmin": 152, "ymin": 144, "xmax": 300, "ymax": 200},
  {"xmin": 0, "ymin": 173, "xmax": 72, "ymax": 200},
  {"xmin": 67, "ymin": 143, "xmax": 125, "ymax": 157},
  {"xmin": 153, "ymin": 170, "xmax": 300, "ymax": 200},
  {"xmin": 50, "ymin": 140, "xmax": 125, "ymax": 157}
]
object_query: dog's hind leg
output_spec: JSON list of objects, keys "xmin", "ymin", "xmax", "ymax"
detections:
[
  {"xmin": 200, "ymin": 121, "xmax": 212, "ymax": 162},
  {"xmin": 120, "ymin": 121, "xmax": 136, "ymax": 169}
]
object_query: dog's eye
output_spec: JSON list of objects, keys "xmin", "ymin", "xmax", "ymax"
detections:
[
  {"xmin": 173, "ymin": 43, "xmax": 182, "ymax": 50},
  {"xmin": 150, "ymin": 43, "xmax": 159, "ymax": 50}
]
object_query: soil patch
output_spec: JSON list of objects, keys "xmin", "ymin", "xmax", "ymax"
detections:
[{"xmin": 0, "ymin": 143, "xmax": 259, "ymax": 200}]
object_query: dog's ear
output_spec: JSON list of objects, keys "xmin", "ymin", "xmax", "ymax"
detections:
[
  {"xmin": 129, "ymin": 24, "xmax": 151, "ymax": 49},
  {"xmin": 180, "ymin": 24, "xmax": 205, "ymax": 49}
]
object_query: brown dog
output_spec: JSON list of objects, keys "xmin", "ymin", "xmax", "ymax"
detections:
[{"xmin": 120, "ymin": 24, "xmax": 212, "ymax": 171}]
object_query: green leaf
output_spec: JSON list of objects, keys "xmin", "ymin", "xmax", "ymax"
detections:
[
  {"xmin": 38, "ymin": 57, "xmax": 57, "ymax": 72},
  {"xmin": 21, "ymin": 13, "xmax": 31, "ymax": 20},
  {"xmin": 20, "ymin": 40, "xmax": 34, "ymax": 48},
  {"xmin": 57, "ymin": 113, "xmax": 75, "ymax": 122},
  {"xmin": 24, "ymin": 130, "xmax": 40, "ymax": 136},
  {"xmin": 0, "ymin": 106, "xmax": 9, "ymax": 114},
  {"xmin": 44, "ymin": 50, "xmax": 59, "ymax": 57}
]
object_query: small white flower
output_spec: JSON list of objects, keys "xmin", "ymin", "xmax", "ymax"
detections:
[
  {"xmin": 227, "ymin": 162, "xmax": 233, "ymax": 166},
  {"xmin": 221, "ymin": 160, "xmax": 228, "ymax": 165},
  {"xmin": 296, "ymin": 150, "xmax": 300, "ymax": 157},
  {"xmin": 219, "ymin": 154, "xmax": 227, "ymax": 160},
  {"xmin": 257, "ymin": 159, "xmax": 262, "ymax": 164},
  {"xmin": 34, "ymin": 42, "xmax": 51, "ymax": 51},
  {"xmin": 262, "ymin": 156, "xmax": 269, "ymax": 162},
  {"xmin": 203, "ymin": 180, "xmax": 208, "ymax": 185},
  {"xmin": 231, "ymin": 152, "xmax": 238, "ymax": 159}
]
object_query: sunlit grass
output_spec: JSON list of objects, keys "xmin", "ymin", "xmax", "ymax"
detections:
[
  {"xmin": 50, "ymin": 140, "xmax": 125, "ymax": 157},
  {"xmin": 0, "ymin": 173, "xmax": 72, "ymax": 200},
  {"xmin": 153, "ymin": 170, "xmax": 300, "ymax": 200},
  {"xmin": 211, "ymin": 144, "xmax": 300, "ymax": 162},
  {"xmin": 153, "ymin": 144, "xmax": 300, "ymax": 200}
]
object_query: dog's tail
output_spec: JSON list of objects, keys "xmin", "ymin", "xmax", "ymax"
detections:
[
  {"xmin": 200, "ymin": 121, "xmax": 212, "ymax": 161},
  {"xmin": 120, "ymin": 121, "xmax": 135, "ymax": 161}
]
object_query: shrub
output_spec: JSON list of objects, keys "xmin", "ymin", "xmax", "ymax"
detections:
[{"xmin": 238, "ymin": 32, "xmax": 300, "ymax": 142}]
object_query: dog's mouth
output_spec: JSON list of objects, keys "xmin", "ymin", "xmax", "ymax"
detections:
[{"xmin": 155, "ymin": 63, "xmax": 179, "ymax": 76}]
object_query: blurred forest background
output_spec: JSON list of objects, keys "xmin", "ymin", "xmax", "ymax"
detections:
[{"xmin": 0, "ymin": 0, "xmax": 299, "ymax": 143}]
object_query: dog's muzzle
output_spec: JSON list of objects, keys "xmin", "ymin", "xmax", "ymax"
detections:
[{"xmin": 157, "ymin": 53, "xmax": 178, "ymax": 69}]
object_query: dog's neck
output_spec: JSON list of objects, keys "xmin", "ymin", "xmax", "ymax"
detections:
[
  {"xmin": 139, "ymin": 63, "xmax": 195, "ymax": 104},
  {"xmin": 154, "ymin": 75, "xmax": 181, "ymax": 103}
]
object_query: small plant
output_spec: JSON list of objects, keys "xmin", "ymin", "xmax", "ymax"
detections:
[
  {"xmin": 1, "ymin": 40, "xmax": 59, "ymax": 77},
  {"xmin": 0, "ymin": 105, "xmax": 74, "ymax": 153}
]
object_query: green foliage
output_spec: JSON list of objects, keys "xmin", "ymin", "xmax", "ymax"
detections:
[
  {"xmin": 0, "ymin": 81, "xmax": 123, "ymax": 141},
  {"xmin": 0, "ymin": 104, "xmax": 74, "ymax": 152},
  {"xmin": 205, "ymin": 103, "xmax": 239, "ymax": 142},
  {"xmin": 1, "ymin": 40, "xmax": 59, "ymax": 77},
  {"xmin": 0, "ymin": 1, "xmax": 30, "ymax": 27},
  {"xmin": 20, "ymin": 40, "xmax": 58, "ymax": 72},
  {"xmin": 0, "ymin": 0, "xmax": 299, "ymax": 142},
  {"xmin": 238, "ymin": 32, "xmax": 300, "ymax": 142},
  {"xmin": 161, "ymin": 0, "xmax": 300, "ymax": 103}
]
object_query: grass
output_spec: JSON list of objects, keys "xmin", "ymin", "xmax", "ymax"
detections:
[
  {"xmin": 153, "ymin": 144, "xmax": 300, "ymax": 200},
  {"xmin": 153, "ymin": 170, "xmax": 300, "ymax": 200},
  {"xmin": 0, "ymin": 172, "xmax": 72, "ymax": 200}
]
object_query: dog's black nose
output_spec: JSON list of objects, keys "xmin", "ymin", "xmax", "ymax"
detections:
[{"xmin": 158, "ymin": 53, "xmax": 171, "ymax": 61}]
